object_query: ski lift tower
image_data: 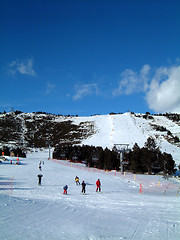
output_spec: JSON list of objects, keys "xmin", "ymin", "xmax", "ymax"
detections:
[{"xmin": 113, "ymin": 144, "xmax": 130, "ymax": 173}]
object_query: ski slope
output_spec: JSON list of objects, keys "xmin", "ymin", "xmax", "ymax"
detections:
[
  {"xmin": 73, "ymin": 113, "xmax": 180, "ymax": 165},
  {"xmin": 0, "ymin": 149, "xmax": 180, "ymax": 240}
]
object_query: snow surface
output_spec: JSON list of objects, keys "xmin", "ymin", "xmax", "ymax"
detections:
[
  {"xmin": 1, "ymin": 149, "xmax": 180, "ymax": 240},
  {"xmin": 72, "ymin": 113, "xmax": 180, "ymax": 165}
]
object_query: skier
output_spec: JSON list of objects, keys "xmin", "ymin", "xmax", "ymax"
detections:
[
  {"xmin": 63, "ymin": 185, "xmax": 68, "ymax": 194},
  {"xmin": 39, "ymin": 161, "xmax": 42, "ymax": 171},
  {"xmin": 75, "ymin": 176, "xmax": 80, "ymax": 185},
  {"xmin": 96, "ymin": 179, "xmax": 101, "ymax": 192},
  {"xmin": 37, "ymin": 174, "xmax": 43, "ymax": 185},
  {"xmin": 81, "ymin": 181, "xmax": 86, "ymax": 194}
]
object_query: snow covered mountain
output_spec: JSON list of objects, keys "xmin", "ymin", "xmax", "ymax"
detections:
[
  {"xmin": 0, "ymin": 111, "xmax": 180, "ymax": 165},
  {"xmin": 75, "ymin": 113, "xmax": 180, "ymax": 165}
]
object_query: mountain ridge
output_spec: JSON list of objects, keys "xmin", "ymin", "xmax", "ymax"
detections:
[{"xmin": 0, "ymin": 111, "xmax": 179, "ymax": 165}]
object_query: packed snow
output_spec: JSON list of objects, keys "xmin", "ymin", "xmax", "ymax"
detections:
[{"xmin": 0, "ymin": 149, "xmax": 180, "ymax": 240}]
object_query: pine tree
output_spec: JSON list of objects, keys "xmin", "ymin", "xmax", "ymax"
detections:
[{"xmin": 144, "ymin": 137, "xmax": 158, "ymax": 152}]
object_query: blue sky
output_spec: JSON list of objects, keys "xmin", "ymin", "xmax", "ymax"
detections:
[{"xmin": 0, "ymin": 0, "xmax": 180, "ymax": 116}]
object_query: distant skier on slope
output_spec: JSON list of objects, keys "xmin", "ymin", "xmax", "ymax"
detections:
[
  {"xmin": 63, "ymin": 185, "xmax": 68, "ymax": 194},
  {"xmin": 39, "ymin": 162, "xmax": 42, "ymax": 171},
  {"xmin": 75, "ymin": 176, "xmax": 80, "ymax": 185},
  {"xmin": 96, "ymin": 179, "xmax": 101, "ymax": 192},
  {"xmin": 37, "ymin": 174, "xmax": 43, "ymax": 185},
  {"xmin": 81, "ymin": 181, "xmax": 86, "ymax": 194}
]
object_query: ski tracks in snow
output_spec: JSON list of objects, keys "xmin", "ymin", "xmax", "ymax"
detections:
[{"xmin": 1, "ymin": 150, "xmax": 180, "ymax": 240}]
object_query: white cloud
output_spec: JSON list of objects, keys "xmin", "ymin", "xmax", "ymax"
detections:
[
  {"xmin": 146, "ymin": 65, "xmax": 180, "ymax": 113},
  {"xmin": 73, "ymin": 83, "xmax": 99, "ymax": 100},
  {"xmin": 113, "ymin": 63, "xmax": 180, "ymax": 113},
  {"xmin": 140, "ymin": 64, "xmax": 151, "ymax": 91},
  {"xmin": 8, "ymin": 58, "xmax": 35, "ymax": 76},
  {"xmin": 46, "ymin": 83, "xmax": 55, "ymax": 95},
  {"xmin": 113, "ymin": 64, "xmax": 150, "ymax": 96}
]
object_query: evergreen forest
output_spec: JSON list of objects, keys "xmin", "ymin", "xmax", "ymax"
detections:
[{"xmin": 53, "ymin": 137, "xmax": 175, "ymax": 174}]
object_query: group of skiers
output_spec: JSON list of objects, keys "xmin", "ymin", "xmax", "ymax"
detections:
[
  {"xmin": 37, "ymin": 162, "xmax": 101, "ymax": 195},
  {"xmin": 63, "ymin": 177, "xmax": 101, "ymax": 195},
  {"xmin": 39, "ymin": 161, "xmax": 44, "ymax": 171},
  {"xmin": 37, "ymin": 161, "xmax": 44, "ymax": 185}
]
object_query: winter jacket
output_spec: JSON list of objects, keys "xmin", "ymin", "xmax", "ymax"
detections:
[
  {"xmin": 82, "ymin": 181, "xmax": 86, "ymax": 189},
  {"xmin": 75, "ymin": 177, "xmax": 79, "ymax": 182},
  {"xmin": 96, "ymin": 180, "xmax": 101, "ymax": 187}
]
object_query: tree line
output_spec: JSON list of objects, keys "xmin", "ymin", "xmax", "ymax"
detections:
[
  {"xmin": 53, "ymin": 137, "xmax": 176, "ymax": 174},
  {"xmin": 0, "ymin": 147, "xmax": 26, "ymax": 158},
  {"xmin": 124, "ymin": 138, "xmax": 175, "ymax": 174},
  {"xmin": 53, "ymin": 144, "xmax": 119, "ymax": 170}
]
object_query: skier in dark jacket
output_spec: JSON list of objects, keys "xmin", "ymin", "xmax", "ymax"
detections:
[
  {"xmin": 37, "ymin": 174, "xmax": 43, "ymax": 185},
  {"xmin": 81, "ymin": 181, "xmax": 86, "ymax": 194},
  {"xmin": 63, "ymin": 185, "xmax": 68, "ymax": 194},
  {"xmin": 96, "ymin": 179, "xmax": 101, "ymax": 192},
  {"xmin": 39, "ymin": 163, "xmax": 42, "ymax": 171}
]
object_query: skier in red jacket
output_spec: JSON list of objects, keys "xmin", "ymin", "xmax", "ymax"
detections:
[{"xmin": 96, "ymin": 179, "xmax": 101, "ymax": 192}]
